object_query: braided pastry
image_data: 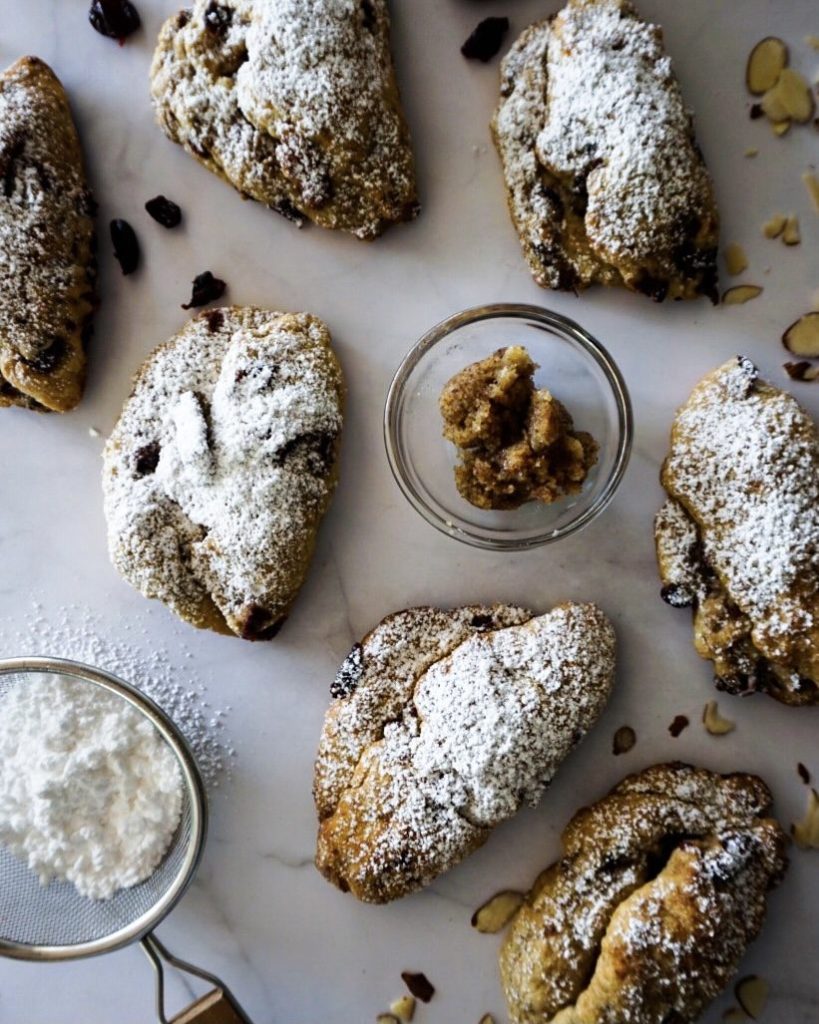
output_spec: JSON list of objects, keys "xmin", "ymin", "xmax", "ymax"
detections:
[
  {"xmin": 314, "ymin": 602, "xmax": 615, "ymax": 903},
  {"xmin": 500, "ymin": 763, "xmax": 787, "ymax": 1024}
]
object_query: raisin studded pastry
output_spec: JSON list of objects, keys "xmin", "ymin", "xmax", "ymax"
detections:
[
  {"xmin": 314, "ymin": 602, "xmax": 615, "ymax": 902},
  {"xmin": 150, "ymin": 0, "xmax": 418, "ymax": 240},
  {"xmin": 656, "ymin": 357, "xmax": 819, "ymax": 705},
  {"xmin": 102, "ymin": 307, "xmax": 344, "ymax": 640},
  {"xmin": 491, "ymin": 0, "xmax": 718, "ymax": 302},
  {"xmin": 0, "ymin": 57, "xmax": 97, "ymax": 412},
  {"xmin": 500, "ymin": 763, "xmax": 787, "ymax": 1024}
]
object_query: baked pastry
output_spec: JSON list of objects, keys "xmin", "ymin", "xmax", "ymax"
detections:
[
  {"xmin": 150, "ymin": 0, "xmax": 418, "ymax": 240},
  {"xmin": 102, "ymin": 306, "xmax": 344, "ymax": 640},
  {"xmin": 491, "ymin": 0, "xmax": 718, "ymax": 302},
  {"xmin": 0, "ymin": 56, "xmax": 97, "ymax": 412},
  {"xmin": 500, "ymin": 762, "xmax": 787, "ymax": 1024},
  {"xmin": 314, "ymin": 602, "xmax": 615, "ymax": 902},
  {"xmin": 656, "ymin": 356, "xmax": 819, "ymax": 705},
  {"xmin": 439, "ymin": 345, "xmax": 598, "ymax": 510}
]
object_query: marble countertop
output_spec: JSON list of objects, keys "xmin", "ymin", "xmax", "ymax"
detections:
[{"xmin": 1, "ymin": 1, "xmax": 818, "ymax": 1021}]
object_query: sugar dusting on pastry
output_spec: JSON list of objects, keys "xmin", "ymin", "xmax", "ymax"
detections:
[
  {"xmin": 500, "ymin": 763, "xmax": 787, "ymax": 1024},
  {"xmin": 492, "ymin": 0, "xmax": 718, "ymax": 300},
  {"xmin": 314, "ymin": 603, "xmax": 616, "ymax": 903},
  {"xmin": 102, "ymin": 307, "xmax": 343, "ymax": 639}
]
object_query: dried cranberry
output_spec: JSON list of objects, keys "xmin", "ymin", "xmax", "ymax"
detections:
[
  {"xmin": 110, "ymin": 218, "xmax": 140, "ymax": 275},
  {"xmin": 461, "ymin": 17, "xmax": 509, "ymax": 62},
  {"xmin": 668, "ymin": 715, "xmax": 689, "ymax": 738},
  {"xmin": 145, "ymin": 195, "xmax": 182, "ymax": 228},
  {"xmin": 181, "ymin": 271, "xmax": 226, "ymax": 309},
  {"xmin": 133, "ymin": 442, "xmax": 160, "ymax": 477},
  {"xmin": 749, "ymin": 103, "xmax": 764, "ymax": 120},
  {"xmin": 88, "ymin": 0, "xmax": 141, "ymax": 40},
  {"xmin": 401, "ymin": 972, "xmax": 435, "ymax": 1003}
]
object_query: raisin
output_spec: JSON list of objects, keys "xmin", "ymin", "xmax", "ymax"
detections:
[
  {"xmin": 331, "ymin": 643, "xmax": 364, "ymax": 699},
  {"xmin": 1, "ymin": 135, "xmax": 25, "ymax": 199},
  {"xmin": 204, "ymin": 1, "xmax": 232, "ymax": 34},
  {"xmin": 272, "ymin": 431, "xmax": 336, "ymax": 471},
  {"xmin": 88, "ymin": 0, "xmax": 141, "ymax": 40},
  {"xmin": 133, "ymin": 441, "xmax": 160, "ymax": 477},
  {"xmin": 361, "ymin": 0, "xmax": 376, "ymax": 30},
  {"xmin": 26, "ymin": 337, "xmax": 66, "ymax": 374},
  {"xmin": 634, "ymin": 273, "xmax": 668, "ymax": 303},
  {"xmin": 798, "ymin": 763, "xmax": 811, "ymax": 785},
  {"xmin": 660, "ymin": 583, "xmax": 694, "ymax": 608},
  {"xmin": 668, "ymin": 715, "xmax": 689, "ymax": 738},
  {"xmin": 110, "ymin": 219, "xmax": 140, "ymax": 275},
  {"xmin": 205, "ymin": 309, "xmax": 224, "ymax": 332},
  {"xmin": 749, "ymin": 103, "xmax": 764, "ymax": 119},
  {"xmin": 181, "ymin": 271, "xmax": 227, "ymax": 309},
  {"xmin": 145, "ymin": 195, "xmax": 182, "ymax": 228},
  {"xmin": 469, "ymin": 613, "xmax": 495, "ymax": 630},
  {"xmin": 240, "ymin": 606, "xmax": 285, "ymax": 641},
  {"xmin": 461, "ymin": 17, "xmax": 509, "ymax": 62},
  {"xmin": 401, "ymin": 973, "xmax": 435, "ymax": 1004}
]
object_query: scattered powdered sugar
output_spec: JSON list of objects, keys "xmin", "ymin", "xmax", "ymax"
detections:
[
  {"xmin": 0, "ymin": 674, "xmax": 182, "ymax": 900},
  {"xmin": 663, "ymin": 357, "xmax": 819, "ymax": 621},
  {"xmin": 0, "ymin": 602, "xmax": 234, "ymax": 790},
  {"xmin": 103, "ymin": 308, "xmax": 343, "ymax": 640}
]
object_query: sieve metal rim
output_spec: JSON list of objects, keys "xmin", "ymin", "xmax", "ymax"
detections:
[{"xmin": 0, "ymin": 656, "xmax": 208, "ymax": 963}]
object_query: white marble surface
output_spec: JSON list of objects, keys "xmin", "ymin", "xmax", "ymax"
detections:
[{"xmin": 1, "ymin": 1, "xmax": 818, "ymax": 1021}]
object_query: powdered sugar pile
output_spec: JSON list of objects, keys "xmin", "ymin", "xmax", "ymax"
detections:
[
  {"xmin": 663, "ymin": 357, "xmax": 819, "ymax": 620},
  {"xmin": 0, "ymin": 602, "xmax": 234, "ymax": 790},
  {"xmin": 103, "ymin": 308, "xmax": 343, "ymax": 639},
  {"xmin": 0, "ymin": 674, "xmax": 182, "ymax": 900}
]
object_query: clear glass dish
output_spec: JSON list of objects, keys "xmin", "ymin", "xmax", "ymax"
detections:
[{"xmin": 384, "ymin": 303, "xmax": 633, "ymax": 551}]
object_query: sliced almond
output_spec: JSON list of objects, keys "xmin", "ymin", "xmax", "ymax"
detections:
[
  {"xmin": 612, "ymin": 725, "xmax": 636, "ymax": 755},
  {"xmin": 771, "ymin": 118, "xmax": 791, "ymax": 136},
  {"xmin": 762, "ymin": 212, "xmax": 788, "ymax": 238},
  {"xmin": 782, "ymin": 214, "xmax": 801, "ymax": 244},
  {"xmin": 746, "ymin": 37, "xmax": 788, "ymax": 95},
  {"xmin": 722, "ymin": 285, "xmax": 763, "ymax": 305},
  {"xmin": 722, "ymin": 1010, "xmax": 748, "ymax": 1023},
  {"xmin": 762, "ymin": 68, "xmax": 815, "ymax": 123},
  {"xmin": 807, "ymin": 35, "xmax": 819, "ymax": 51},
  {"xmin": 744, "ymin": 147, "xmax": 759, "ymax": 158},
  {"xmin": 478, "ymin": 1017, "xmax": 496, "ymax": 1024},
  {"xmin": 802, "ymin": 171, "xmax": 819, "ymax": 213},
  {"xmin": 471, "ymin": 890, "xmax": 525, "ymax": 933},
  {"xmin": 784, "ymin": 360, "xmax": 819, "ymax": 381},
  {"xmin": 724, "ymin": 243, "xmax": 748, "ymax": 276},
  {"xmin": 703, "ymin": 700, "xmax": 735, "ymax": 735},
  {"xmin": 377, "ymin": 1016, "xmax": 400, "ymax": 1024},
  {"xmin": 735, "ymin": 975, "xmax": 770, "ymax": 1019},
  {"xmin": 390, "ymin": 996, "xmax": 416, "ymax": 1022},
  {"xmin": 792, "ymin": 787, "xmax": 819, "ymax": 848},
  {"xmin": 783, "ymin": 312, "xmax": 819, "ymax": 356}
]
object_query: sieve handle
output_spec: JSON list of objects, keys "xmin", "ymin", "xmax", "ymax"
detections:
[{"xmin": 170, "ymin": 988, "xmax": 252, "ymax": 1024}]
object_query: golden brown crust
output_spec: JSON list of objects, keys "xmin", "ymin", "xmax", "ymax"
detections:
[
  {"xmin": 500, "ymin": 763, "xmax": 787, "ymax": 1024},
  {"xmin": 0, "ymin": 57, "xmax": 97, "ymax": 412}
]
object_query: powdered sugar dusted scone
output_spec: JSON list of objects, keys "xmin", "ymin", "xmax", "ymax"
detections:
[
  {"xmin": 500, "ymin": 763, "xmax": 787, "ymax": 1024},
  {"xmin": 150, "ymin": 0, "xmax": 418, "ymax": 240},
  {"xmin": 0, "ymin": 57, "xmax": 97, "ymax": 412},
  {"xmin": 657, "ymin": 357, "xmax": 819, "ymax": 705},
  {"xmin": 314, "ymin": 603, "xmax": 615, "ymax": 903},
  {"xmin": 103, "ymin": 307, "xmax": 344, "ymax": 640},
  {"xmin": 492, "ymin": 0, "xmax": 718, "ymax": 301}
]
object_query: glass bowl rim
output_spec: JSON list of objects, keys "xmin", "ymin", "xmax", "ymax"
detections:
[{"xmin": 383, "ymin": 302, "xmax": 634, "ymax": 551}]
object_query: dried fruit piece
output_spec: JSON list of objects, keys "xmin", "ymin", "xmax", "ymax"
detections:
[
  {"xmin": 792, "ymin": 787, "xmax": 819, "ymax": 848},
  {"xmin": 461, "ymin": 17, "xmax": 509, "ymax": 62},
  {"xmin": 735, "ymin": 975, "xmax": 770, "ymax": 1019},
  {"xmin": 784, "ymin": 360, "xmax": 819, "ymax": 382},
  {"xmin": 722, "ymin": 285, "xmax": 763, "ymax": 305},
  {"xmin": 782, "ymin": 215, "xmax": 801, "ymax": 245},
  {"xmin": 389, "ymin": 996, "xmax": 415, "ymax": 1022},
  {"xmin": 471, "ymin": 890, "xmax": 525, "ymax": 933},
  {"xmin": 668, "ymin": 714, "xmax": 689, "ymax": 738},
  {"xmin": 798, "ymin": 762, "xmax": 811, "ymax": 784},
  {"xmin": 612, "ymin": 725, "xmax": 636, "ymax": 755},
  {"xmin": 783, "ymin": 312, "xmax": 819, "ymax": 356},
  {"xmin": 762, "ymin": 68, "xmax": 815, "ymax": 123},
  {"xmin": 181, "ymin": 271, "xmax": 226, "ymax": 309},
  {"xmin": 724, "ymin": 243, "xmax": 748, "ymax": 275},
  {"xmin": 762, "ymin": 213, "xmax": 787, "ymax": 238},
  {"xmin": 401, "ymin": 973, "xmax": 435, "ymax": 1004},
  {"xmin": 110, "ymin": 218, "xmax": 140, "ymax": 275},
  {"xmin": 703, "ymin": 700, "xmax": 735, "ymax": 735},
  {"xmin": 89, "ymin": 0, "xmax": 140, "ymax": 40},
  {"xmin": 802, "ymin": 171, "xmax": 819, "ymax": 213},
  {"xmin": 746, "ymin": 37, "xmax": 788, "ymax": 95},
  {"xmin": 145, "ymin": 194, "xmax": 182, "ymax": 228}
]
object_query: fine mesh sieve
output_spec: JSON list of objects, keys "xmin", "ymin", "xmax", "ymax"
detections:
[{"xmin": 0, "ymin": 657, "xmax": 253, "ymax": 1023}]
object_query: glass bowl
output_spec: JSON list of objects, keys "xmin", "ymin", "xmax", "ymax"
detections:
[{"xmin": 384, "ymin": 303, "xmax": 632, "ymax": 551}]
